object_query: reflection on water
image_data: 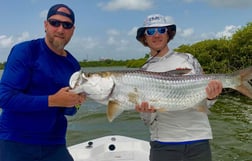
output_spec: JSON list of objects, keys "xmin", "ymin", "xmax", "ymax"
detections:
[{"xmin": 1, "ymin": 68, "xmax": 252, "ymax": 161}]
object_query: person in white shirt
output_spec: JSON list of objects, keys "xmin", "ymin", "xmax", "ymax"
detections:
[{"xmin": 135, "ymin": 14, "xmax": 223, "ymax": 161}]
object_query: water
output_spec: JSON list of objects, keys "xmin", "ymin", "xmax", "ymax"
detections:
[
  {"xmin": 1, "ymin": 67, "xmax": 252, "ymax": 161},
  {"xmin": 208, "ymin": 95, "xmax": 252, "ymax": 161}
]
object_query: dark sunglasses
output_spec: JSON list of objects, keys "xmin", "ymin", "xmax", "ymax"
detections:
[
  {"xmin": 48, "ymin": 19, "xmax": 74, "ymax": 29},
  {"xmin": 145, "ymin": 27, "xmax": 168, "ymax": 36}
]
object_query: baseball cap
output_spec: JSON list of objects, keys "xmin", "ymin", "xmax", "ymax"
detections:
[{"xmin": 47, "ymin": 4, "xmax": 75, "ymax": 24}]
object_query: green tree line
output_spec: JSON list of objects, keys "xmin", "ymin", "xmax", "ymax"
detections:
[
  {"xmin": 175, "ymin": 22, "xmax": 252, "ymax": 73},
  {"xmin": 1, "ymin": 22, "xmax": 251, "ymax": 73}
]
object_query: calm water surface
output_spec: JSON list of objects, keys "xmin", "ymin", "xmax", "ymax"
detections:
[{"xmin": 1, "ymin": 67, "xmax": 252, "ymax": 161}]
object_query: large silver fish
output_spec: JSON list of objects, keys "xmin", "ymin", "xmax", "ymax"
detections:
[{"xmin": 69, "ymin": 66, "xmax": 252, "ymax": 122}]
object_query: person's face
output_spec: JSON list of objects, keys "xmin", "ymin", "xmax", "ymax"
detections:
[
  {"xmin": 44, "ymin": 7, "xmax": 75, "ymax": 51},
  {"xmin": 144, "ymin": 27, "xmax": 168, "ymax": 51}
]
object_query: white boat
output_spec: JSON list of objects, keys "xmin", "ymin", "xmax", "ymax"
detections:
[{"xmin": 68, "ymin": 135, "xmax": 150, "ymax": 161}]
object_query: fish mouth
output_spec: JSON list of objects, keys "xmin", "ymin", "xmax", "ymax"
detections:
[{"xmin": 69, "ymin": 71, "xmax": 88, "ymax": 89}]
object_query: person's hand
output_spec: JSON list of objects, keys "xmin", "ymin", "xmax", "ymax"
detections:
[
  {"xmin": 205, "ymin": 80, "xmax": 223, "ymax": 100},
  {"xmin": 135, "ymin": 102, "xmax": 156, "ymax": 113},
  {"xmin": 49, "ymin": 87, "xmax": 86, "ymax": 107}
]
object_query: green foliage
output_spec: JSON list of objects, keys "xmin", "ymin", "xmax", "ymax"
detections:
[
  {"xmin": 0, "ymin": 62, "xmax": 6, "ymax": 70},
  {"xmin": 126, "ymin": 58, "xmax": 148, "ymax": 68},
  {"xmin": 78, "ymin": 58, "xmax": 148, "ymax": 68},
  {"xmin": 176, "ymin": 39, "xmax": 232, "ymax": 73},
  {"xmin": 79, "ymin": 59, "xmax": 127, "ymax": 67},
  {"xmin": 229, "ymin": 22, "xmax": 252, "ymax": 70},
  {"xmin": 175, "ymin": 22, "xmax": 252, "ymax": 73},
  {"xmin": 78, "ymin": 53, "xmax": 150, "ymax": 68}
]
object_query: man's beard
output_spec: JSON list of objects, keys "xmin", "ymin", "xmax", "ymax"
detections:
[
  {"xmin": 52, "ymin": 39, "xmax": 66, "ymax": 50},
  {"xmin": 47, "ymin": 33, "xmax": 68, "ymax": 51}
]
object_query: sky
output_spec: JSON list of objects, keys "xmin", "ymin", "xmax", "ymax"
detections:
[{"xmin": 0, "ymin": 0, "xmax": 252, "ymax": 62}]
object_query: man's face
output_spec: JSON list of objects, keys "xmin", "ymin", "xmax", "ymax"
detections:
[
  {"xmin": 44, "ymin": 7, "xmax": 75, "ymax": 51},
  {"xmin": 144, "ymin": 27, "xmax": 168, "ymax": 51}
]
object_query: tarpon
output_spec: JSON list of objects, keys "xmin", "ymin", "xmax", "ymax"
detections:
[{"xmin": 69, "ymin": 66, "xmax": 252, "ymax": 122}]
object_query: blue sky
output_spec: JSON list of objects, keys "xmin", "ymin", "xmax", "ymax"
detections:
[{"xmin": 0, "ymin": 0, "xmax": 251, "ymax": 62}]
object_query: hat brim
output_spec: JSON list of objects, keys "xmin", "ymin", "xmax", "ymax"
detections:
[{"xmin": 136, "ymin": 24, "xmax": 176, "ymax": 41}]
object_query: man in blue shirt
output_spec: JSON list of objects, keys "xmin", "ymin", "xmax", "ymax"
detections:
[{"xmin": 0, "ymin": 4, "xmax": 86, "ymax": 161}]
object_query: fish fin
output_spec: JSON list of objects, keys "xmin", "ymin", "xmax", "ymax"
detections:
[
  {"xmin": 128, "ymin": 91, "xmax": 139, "ymax": 104},
  {"xmin": 164, "ymin": 68, "xmax": 191, "ymax": 76},
  {"xmin": 107, "ymin": 100, "xmax": 124, "ymax": 122},
  {"xmin": 234, "ymin": 66, "xmax": 252, "ymax": 99}
]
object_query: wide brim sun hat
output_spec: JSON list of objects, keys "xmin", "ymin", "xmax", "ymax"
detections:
[{"xmin": 136, "ymin": 14, "xmax": 176, "ymax": 46}]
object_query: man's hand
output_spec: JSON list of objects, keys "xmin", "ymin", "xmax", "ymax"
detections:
[
  {"xmin": 206, "ymin": 80, "xmax": 223, "ymax": 100},
  {"xmin": 135, "ymin": 102, "xmax": 156, "ymax": 113},
  {"xmin": 48, "ymin": 87, "xmax": 86, "ymax": 107}
]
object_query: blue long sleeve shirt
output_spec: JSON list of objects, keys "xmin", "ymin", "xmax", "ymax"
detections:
[{"xmin": 0, "ymin": 38, "xmax": 80, "ymax": 145}]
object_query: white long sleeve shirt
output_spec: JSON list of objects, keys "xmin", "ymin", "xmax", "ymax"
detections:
[{"xmin": 141, "ymin": 50, "xmax": 214, "ymax": 142}]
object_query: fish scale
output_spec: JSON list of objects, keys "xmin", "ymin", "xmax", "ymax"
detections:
[
  {"xmin": 69, "ymin": 66, "xmax": 252, "ymax": 122},
  {"xmin": 113, "ymin": 72, "xmax": 206, "ymax": 108}
]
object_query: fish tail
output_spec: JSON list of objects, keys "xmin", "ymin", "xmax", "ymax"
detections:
[
  {"xmin": 234, "ymin": 66, "xmax": 252, "ymax": 99},
  {"xmin": 107, "ymin": 100, "xmax": 124, "ymax": 122}
]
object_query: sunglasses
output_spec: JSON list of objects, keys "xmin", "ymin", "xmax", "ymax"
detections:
[
  {"xmin": 145, "ymin": 27, "xmax": 168, "ymax": 36},
  {"xmin": 48, "ymin": 19, "xmax": 74, "ymax": 29}
]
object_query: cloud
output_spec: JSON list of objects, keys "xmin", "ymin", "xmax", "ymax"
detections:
[
  {"xmin": 0, "ymin": 32, "xmax": 30, "ymax": 48},
  {"xmin": 40, "ymin": 9, "xmax": 48, "ymax": 20},
  {"xmin": 106, "ymin": 29, "xmax": 131, "ymax": 48},
  {"xmin": 79, "ymin": 37, "xmax": 99, "ymax": 49},
  {"xmin": 114, "ymin": 39, "xmax": 130, "ymax": 52},
  {"xmin": 209, "ymin": 0, "xmax": 252, "ymax": 8},
  {"xmin": 164, "ymin": 16, "xmax": 175, "ymax": 25},
  {"xmin": 216, "ymin": 25, "xmax": 241, "ymax": 38},
  {"xmin": 178, "ymin": 28, "xmax": 194, "ymax": 37},
  {"xmin": 192, "ymin": 25, "xmax": 240, "ymax": 42},
  {"xmin": 107, "ymin": 36, "xmax": 117, "ymax": 45},
  {"xmin": 0, "ymin": 35, "xmax": 14, "ymax": 48},
  {"xmin": 183, "ymin": 0, "xmax": 252, "ymax": 8},
  {"xmin": 128, "ymin": 27, "xmax": 138, "ymax": 36},
  {"xmin": 98, "ymin": 0, "xmax": 153, "ymax": 11},
  {"xmin": 107, "ymin": 29, "xmax": 120, "ymax": 36},
  {"xmin": 17, "ymin": 32, "xmax": 30, "ymax": 42},
  {"xmin": 173, "ymin": 25, "xmax": 240, "ymax": 47},
  {"xmin": 200, "ymin": 32, "xmax": 216, "ymax": 39},
  {"xmin": 106, "ymin": 36, "xmax": 129, "ymax": 48}
]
